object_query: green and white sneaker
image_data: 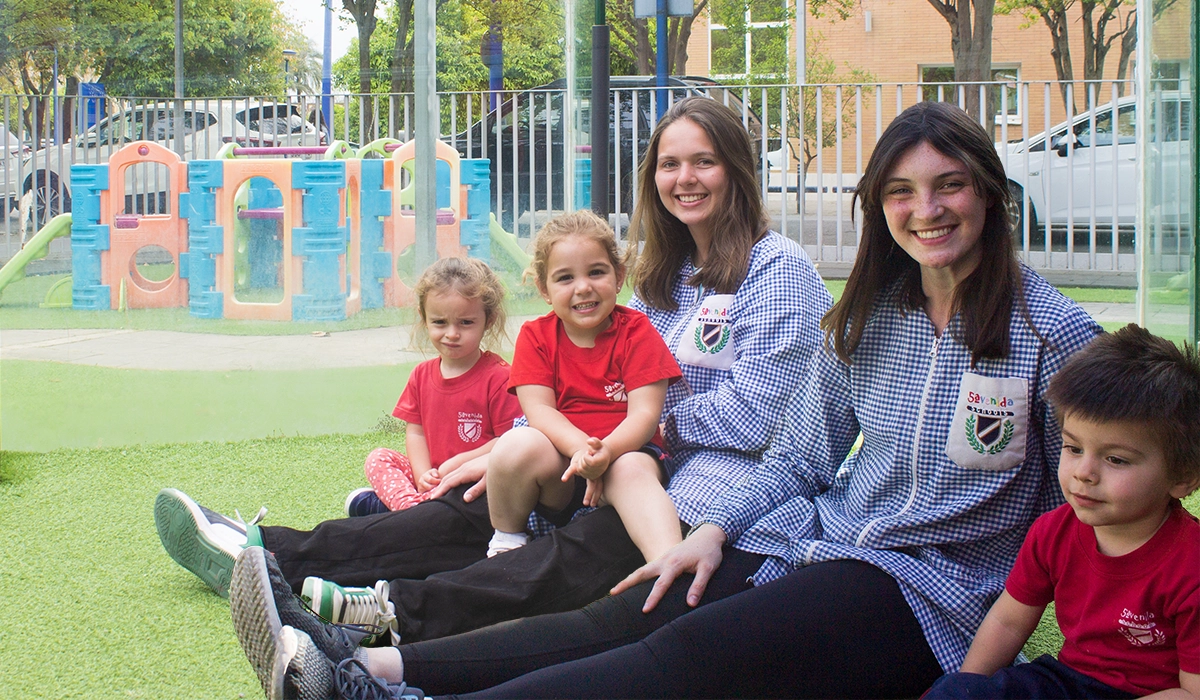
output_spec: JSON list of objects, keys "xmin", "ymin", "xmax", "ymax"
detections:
[
  {"xmin": 301, "ymin": 576, "xmax": 401, "ymax": 646},
  {"xmin": 154, "ymin": 487, "xmax": 266, "ymax": 598}
]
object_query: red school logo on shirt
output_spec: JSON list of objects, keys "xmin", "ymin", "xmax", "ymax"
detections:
[
  {"xmin": 605, "ymin": 382, "xmax": 628, "ymax": 403},
  {"xmin": 458, "ymin": 412, "xmax": 483, "ymax": 443}
]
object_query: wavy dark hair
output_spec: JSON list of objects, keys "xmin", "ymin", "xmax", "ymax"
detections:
[
  {"xmin": 626, "ymin": 97, "xmax": 767, "ymax": 310},
  {"xmin": 823, "ymin": 101, "xmax": 1028, "ymax": 365}
]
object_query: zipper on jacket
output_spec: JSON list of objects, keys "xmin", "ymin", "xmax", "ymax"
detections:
[{"xmin": 854, "ymin": 332, "xmax": 943, "ymax": 548}]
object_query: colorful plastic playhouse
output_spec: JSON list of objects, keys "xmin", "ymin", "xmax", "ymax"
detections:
[{"xmin": 49, "ymin": 138, "xmax": 513, "ymax": 321}]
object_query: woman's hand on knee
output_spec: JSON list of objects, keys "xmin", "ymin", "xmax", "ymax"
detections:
[
  {"xmin": 610, "ymin": 523, "xmax": 727, "ymax": 613},
  {"xmin": 428, "ymin": 460, "xmax": 487, "ymax": 501}
]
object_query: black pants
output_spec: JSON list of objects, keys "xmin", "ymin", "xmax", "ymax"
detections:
[
  {"xmin": 924, "ymin": 656, "xmax": 1136, "ymax": 700},
  {"xmin": 440, "ymin": 559, "xmax": 943, "ymax": 699},
  {"xmin": 404, "ymin": 547, "xmax": 766, "ymax": 695},
  {"xmin": 261, "ymin": 486, "xmax": 649, "ymax": 642},
  {"xmin": 262, "ymin": 485, "xmax": 493, "ymax": 591}
]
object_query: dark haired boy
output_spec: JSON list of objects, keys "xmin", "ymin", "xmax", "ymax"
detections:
[{"xmin": 926, "ymin": 324, "xmax": 1199, "ymax": 699}]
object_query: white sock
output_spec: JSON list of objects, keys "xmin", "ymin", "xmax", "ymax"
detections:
[
  {"xmin": 365, "ymin": 646, "xmax": 404, "ymax": 683},
  {"xmin": 487, "ymin": 530, "xmax": 529, "ymax": 557}
]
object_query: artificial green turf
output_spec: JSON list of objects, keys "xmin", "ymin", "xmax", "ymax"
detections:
[
  {"xmin": 0, "ymin": 433, "xmax": 1194, "ymax": 698},
  {"xmin": 0, "ymin": 433, "xmax": 386, "ymax": 699},
  {"xmin": 1, "ymin": 360, "xmax": 419, "ymax": 452}
]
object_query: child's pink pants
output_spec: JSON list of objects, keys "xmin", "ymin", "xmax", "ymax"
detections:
[{"xmin": 363, "ymin": 448, "xmax": 433, "ymax": 511}]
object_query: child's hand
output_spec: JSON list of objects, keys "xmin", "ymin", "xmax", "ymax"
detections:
[
  {"xmin": 417, "ymin": 468, "xmax": 441, "ymax": 493},
  {"xmin": 582, "ymin": 477, "xmax": 604, "ymax": 507},
  {"xmin": 565, "ymin": 437, "xmax": 612, "ymax": 482}
]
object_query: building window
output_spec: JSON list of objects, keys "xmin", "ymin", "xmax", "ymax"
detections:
[
  {"xmin": 920, "ymin": 65, "xmax": 1022, "ymax": 124},
  {"xmin": 1151, "ymin": 61, "xmax": 1183, "ymax": 91},
  {"xmin": 710, "ymin": 0, "xmax": 790, "ymax": 79}
]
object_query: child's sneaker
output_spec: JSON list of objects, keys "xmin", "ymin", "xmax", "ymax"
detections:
[
  {"xmin": 301, "ymin": 576, "xmax": 401, "ymax": 645},
  {"xmin": 345, "ymin": 487, "xmax": 390, "ymax": 517},
  {"xmin": 154, "ymin": 487, "xmax": 266, "ymax": 598}
]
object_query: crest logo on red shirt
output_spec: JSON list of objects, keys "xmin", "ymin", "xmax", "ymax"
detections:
[
  {"xmin": 458, "ymin": 417, "xmax": 482, "ymax": 443},
  {"xmin": 605, "ymin": 382, "xmax": 628, "ymax": 402},
  {"xmin": 1117, "ymin": 609, "xmax": 1166, "ymax": 647}
]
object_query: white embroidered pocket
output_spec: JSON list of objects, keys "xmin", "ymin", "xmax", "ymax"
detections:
[
  {"xmin": 675, "ymin": 294, "xmax": 736, "ymax": 370},
  {"xmin": 945, "ymin": 373, "xmax": 1028, "ymax": 471}
]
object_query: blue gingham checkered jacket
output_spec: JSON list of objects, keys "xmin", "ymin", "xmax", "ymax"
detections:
[
  {"xmin": 631, "ymin": 232, "xmax": 833, "ymax": 526},
  {"xmin": 698, "ymin": 265, "xmax": 1101, "ymax": 672}
]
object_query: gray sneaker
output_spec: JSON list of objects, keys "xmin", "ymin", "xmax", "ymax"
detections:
[
  {"xmin": 154, "ymin": 488, "xmax": 265, "ymax": 598},
  {"xmin": 262, "ymin": 625, "xmax": 335, "ymax": 700},
  {"xmin": 336, "ymin": 657, "xmax": 425, "ymax": 700},
  {"xmin": 230, "ymin": 545, "xmax": 370, "ymax": 698}
]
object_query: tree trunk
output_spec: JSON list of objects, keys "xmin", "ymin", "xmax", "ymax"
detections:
[
  {"xmin": 390, "ymin": 0, "xmax": 415, "ymax": 98},
  {"xmin": 635, "ymin": 18, "xmax": 652, "ymax": 74},
  {"xmin": 343, "ymin": 0, "xmax": 378, "ymax": 142},
  {"xmin": 1115, "ymin": 11, "xmax": 1136, "ymax": 94},
  {"xmin": 1081, "ymin": 0, "xmax": 1128, "ymax": 89},
  {"xmin": 927, "ymin": 0, "xmax": 996, "ymax": 125},
  {"xmin": 1037, "ymin": 7, "xmax": 1075, "ymax": 113},
  {"xmin": 669, "ymin": 0, "xmax": 708, "ymax": 75}
]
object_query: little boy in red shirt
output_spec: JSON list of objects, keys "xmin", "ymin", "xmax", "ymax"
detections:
[{"xmin": 925, "ymin": 324, "xmax": 1199, "ymax": 700}]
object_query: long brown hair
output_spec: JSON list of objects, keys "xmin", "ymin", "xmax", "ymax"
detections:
[
  {"xmin": 626, "ymin": 97, "xmax": 767, "ymax": 310},
  {"xmin": 824, "ymin": 101, "xmax": 1026, "ymax": 365}
]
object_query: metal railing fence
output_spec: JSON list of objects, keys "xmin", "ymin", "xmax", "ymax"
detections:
[{"xmin": 2, "ymin": 80, "xmax": 1189, "ymax": 286}]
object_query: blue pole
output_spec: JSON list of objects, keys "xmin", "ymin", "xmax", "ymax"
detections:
[
  {"xmin": 322, "ymin": 0, "xmax": 333, "ymax": 138},
  {"xmin": 656, "ymin": 0, "xmax": 667, "ymax": 119}
]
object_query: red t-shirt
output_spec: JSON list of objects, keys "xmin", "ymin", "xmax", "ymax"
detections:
[
  {"xmin": 392, "ymin": 352, "xmax": 522, "ymax": 469},
  {"xmin": 1005, "ymin": 502, "xmax": 1200, "ymax": 695},
  {"xmin": 509, "ymin": 306, "xmax": 682, "ymax": 446}
]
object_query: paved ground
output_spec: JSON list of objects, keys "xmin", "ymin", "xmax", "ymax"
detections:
[{"xmin": 0, "ymin": 302, "xmax": 1187, "ymax": 371}]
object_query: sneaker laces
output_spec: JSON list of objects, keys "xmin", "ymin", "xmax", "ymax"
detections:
[
  {"xmin": 234, "ymin": 505, "xmax": 269, "ymax": 528},
  {"xmin": 337, "ymin": 580, "xmax": 400, "ymax": 646},
  {"xmin": 335, "ymin": 658, "xmax": 423, "ymax": 700}
]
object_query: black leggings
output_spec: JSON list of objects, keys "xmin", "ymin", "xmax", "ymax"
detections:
[
  {"xmin": 404, "ymin": 548, "xmax": 765, "ymax": 694},
  {"xmin": 443, "ymin": 559, "xmax": 943, "ymax": 699}
]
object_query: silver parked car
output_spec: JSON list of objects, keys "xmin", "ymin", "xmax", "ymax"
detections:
[
  {"xmin": 999, "ymin": 92, "xmax": 1190, "ymax": 239},
  {"xmin": 17, "ymin": 100, "xmax": 325, "ymax": 222}
]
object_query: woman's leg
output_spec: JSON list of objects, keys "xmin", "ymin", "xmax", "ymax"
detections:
[
  {"xmin": 260, "ymin": 484, "xmax": 493, "ymax": 593},
  {"xmin": 454, "ymin": 560, "xmax": 943, "ymax": 699},
  {"xmin": 363, "ymin": 448, "xmax": 432, "ymax": 511},
  {"xmin": 402, "ymin": 548, "xmax": 766, "ymax": 693},
  {"xmin": 601, "ymin": 452, "xmax": 682, "ymax": 562}
]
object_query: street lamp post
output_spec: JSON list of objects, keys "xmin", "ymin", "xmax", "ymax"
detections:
[{"xmin": 282, "ymin": 49, "xmax": 298, "ymax": 97}]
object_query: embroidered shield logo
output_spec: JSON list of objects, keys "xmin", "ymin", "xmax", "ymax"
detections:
[
  {"xmin": 693, "ymin": 323, "xmax": 730, "ymax": 355},
  {"xmin": 965, "ymin": 414, "xmax": 1014, "ymax": 455},
  {"xmin": 605, "ymin": 382, "xmax": 628, "ymax": 402},
  {"xmin": 458, "ymin": 419, "xmax": 482, "ymax": 443}
]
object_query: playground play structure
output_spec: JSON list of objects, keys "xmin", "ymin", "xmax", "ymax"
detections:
[{"xmin": 0, "ymin": 138, "xmax": 531, "ymax": 320}]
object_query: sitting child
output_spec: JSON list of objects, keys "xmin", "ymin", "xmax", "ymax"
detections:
[
  {"xmin": 925, "ymin": 324, "xmax": 1199, "ymax": 700},
  {"xmin": 486, "ymin": 210, "xmax": 684, "ymax": 563}
]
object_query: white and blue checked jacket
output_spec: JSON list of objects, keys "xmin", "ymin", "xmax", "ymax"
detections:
[
  {"xmin": 631, "ymin": 232, "xmax": 833, "ymax": 526},
  {"xmin": 698, "ymin": 265, "xmax": 1102, "ymax": 672}
]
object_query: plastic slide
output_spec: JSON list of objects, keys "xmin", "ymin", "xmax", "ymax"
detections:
[
  {"xmin": 488, "ymin": 213, "xmax": 531, "ymax": 273},
  {"xmin": 0, "ymin": 213, "xmax": 73, "ymax": 298}
]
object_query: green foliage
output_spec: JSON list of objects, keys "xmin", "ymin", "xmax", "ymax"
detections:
[
  {"xmin": 334, "ymin": 0, "xmax": 563, "ymax": 95},
  {"xmin": 1, "ymin": 0, "xmax": 301, "ymax": 98}
]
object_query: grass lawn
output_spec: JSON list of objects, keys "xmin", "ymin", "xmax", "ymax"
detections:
[
  {"xmin": 2, "ymin": 432, "xmax": 1196, "ymax": 698},
  {"xmin": 0, "ymin": 434, "xmax": 382, "ymax": 699},
  {"xmin": 1, "ymin": 360, "xmax": 418, "ymax": 452},
  {"xmin": 0, "ymin": 272, "xmax": 1193, "ymax": 697}
]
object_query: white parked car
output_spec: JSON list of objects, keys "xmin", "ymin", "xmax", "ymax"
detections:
[
  {"xmin": 998, "ymin": 92, "xmax": 1190, "ymax": 238},
  {"xmin": 18, "ymin": 99, "xmax": 326, "ymax": 222}
]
